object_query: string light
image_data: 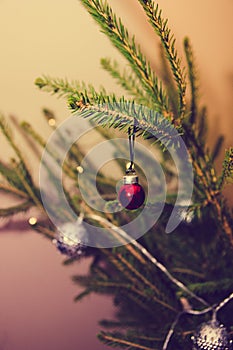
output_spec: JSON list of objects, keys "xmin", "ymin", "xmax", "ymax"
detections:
[
  {"xmin": 76, "ymin": 166, "xmax": 84, "ymax": 174},
  {"xmin": 48, "ymin": 118, "xmax": 56, "ymax": 127},
  {"xmin": 28, "ymin": 217, "xmax": 38, "ymax": 226},
  {"xmin": 85, "ymin": 212, "xmax": 233, "ymax": 350}
]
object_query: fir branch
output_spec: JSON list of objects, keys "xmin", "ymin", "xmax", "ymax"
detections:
[
  {"xmin": 211, "ymin": 135, "xmax": 224, "ymax": 162},
  {"xmin": 11, "ymin": 159, "xmax": 43, "ymax": 211},
  {"xmin": 0, "ymin": 115, "xmax": 33, "ymax": 184},
  {"xmin": 35, "ymin": 75, "xmax": 108, "ymax": 102},
  {"xmin": 32, "ymin": 224, "xmax": 55, "ymax": 240},
  {"xmin": 74, "ymin": 289, "xmax": 92, "ymax": 302},
  {"xmin": 183, "ymin": 37, "xmax": 199, "ymax": 124},
  {"xmin": 158, "ymin": 44, "xmax": 179, "ymax": 117},
  {"xmin": 197, "ymin": 106, "xmax": 208, "ymax": 143},
  {"xmin": 137, "ymin": 0, "xmax": 186, "ymax": 119},
  {"xmin": 183, "ymin": 125, "xmax": 233, "ymax": 240},
  {"xmin": 115, "ymin": 252, "xmax": 161, "ymax": 297},
  {"xmin": 21, "ymin": 121, "xmax": 77, "ymax": 180},
  {"xmin": 124, "ymin": 290, "xmax": 161, "ymax": 316},
  {"xmin": 35, "ymin": 77, "xmax": 181, "ymax": 149},
  {"xmin": 87, "ymin": 214, "xmax": 209, "ymax": 307},
  {"xmin": 171, "ymin": 267, "xmax": 205, "ymax": 279},
  {"xmin": 73, "ymin": 273, "xmax": 176, "ymax": 312},
  {"xmin": 0, "ymin": 200, "xmax": 33, "ymax": 217},
  {"xmin": 98, "ymin": 331, "xmax": 157, "ymax": 350},
  {"xmin": 79, "ymin": 0, "xmax": 170, "ymax": 115},
  {"xmin": 184, "ymin": 279, "xmax": 233, "ymax": 297},
  {"xmin": 102, "ymin": 250, "xmax": 177, "ymax": 312},
  {"xmin": 21, "ymin": 122, "xmax": 46, "ymax": 148},
  {"xmin": 102, "ymin": 249, "xmax": 140, "ymax": 288},
  {"xmin": 69, "ymin": 99, "xmax": 182, "ymax": 150},
  {"xmin": 100, "ymin": 58, "xmax": 150, "ymax": 105},
  {"xmin": 99, "ymin": 319, "xmax": 142, "ymax": 329},
  {"xmin": 0, "ymin": 161, "xmax": 27, "ymax": 193},
  {"xmin": 0, "ymin": 183, "xmax": 29, "ymax": 199}
]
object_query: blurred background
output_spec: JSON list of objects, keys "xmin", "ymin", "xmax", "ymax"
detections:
[{"xmin": 0, "ymin": 0, "xmax": 232, "ymax": 349}]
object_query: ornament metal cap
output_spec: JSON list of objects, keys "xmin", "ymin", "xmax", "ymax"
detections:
[{"xmin": 123, "ymin": 173, "xmax": 139, "ymax": 185}]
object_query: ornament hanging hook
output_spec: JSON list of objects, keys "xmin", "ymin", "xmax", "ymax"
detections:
[{"xmin": 127, "ymin": 119, "xmax": 136, "ymax": 174}]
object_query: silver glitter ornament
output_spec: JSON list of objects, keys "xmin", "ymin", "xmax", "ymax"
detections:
[
  {"xmin": 53, "ymin": 219, "xmax": 87, "ymax": 257},
  {"xmin": 191, "ymin": 320, "xmax": 232, "ymax": 350}
]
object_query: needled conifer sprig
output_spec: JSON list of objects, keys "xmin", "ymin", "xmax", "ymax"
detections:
[
  {"xmin": 100, "ymin": 58, "xmax": 151, "ymax": 106},
  {"xmin": 35, "ymin": 76, "xmax": 109, "ymax": 102},
  {"xmin": 0, "ymin": 200, "xmax": 33, "ymax": 218},
  {"xmin": 0, "ymin": 115, "xmax": 32, "ymax": 183},
  {"xmin": 137, "ymin": 0, "xmax": 187, "ymax": 120},
  {"xmin": 68, "ymin": 99, "xmax": 182, "ymax": 150},
  {"xmin": 0, "ymin": 114, "xmax": 44, "ymax": 212},
  {"xmin": 98, "ymin": 331, "xmax": 157, "ymax": 350},
  {"xmin": 79, "ymin": 0, "xmax": 170, "ymax": 117},
  {"xmin": 35, "ymin": 76, "xmax": 182, "ymax": 147},
  {"xmin": 184, "ymin": 37, "xmax": 199, "ymax": 124}
]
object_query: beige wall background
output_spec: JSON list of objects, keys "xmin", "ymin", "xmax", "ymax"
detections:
[{"xmin": 0, "ymin": 1, "xmax": 232, "ymax": 350}]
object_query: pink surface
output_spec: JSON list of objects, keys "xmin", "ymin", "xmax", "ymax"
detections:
[{"xmin": 0, "ymin": 222, "xmax": 114, "ymax": 350}]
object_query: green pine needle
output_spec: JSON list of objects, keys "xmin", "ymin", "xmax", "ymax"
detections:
[
  {"xmin": 184, "ymin": 37, "xmax": 199, "ymax": 124},
  {"xmin": 79, "ymin": 0, "xmax": 170, "ymax": 116},
  {"xmin": 211, "ymin": 135, "xmax": 224, "ymax": 161},
  {"xmin": 100, "ymin": 58, "xmax": 151, "ymax": 105},
  {"xmin": 0, "ymin": 161, "xmax": 26, "ymax": 193},
  {"xmin": 197, "ymin": 106, "xmax": 208, "ymax": 144},
  {"xmin": 98, "ymin": 331, "xmax": 156, "ymax": 350},
  {"xmin": 0, "ymin": 200, "xmax": 33, "ymax": 217},
  {"xmin": 137, "ymin": 0, "xmax": 187, "ymax": 119},
  {"xmin": 70, "ymin": 99, "xmax": 182, "ymax": 150},
  {"xmin": 0, "ymin": 183, "xmax": 29, "ymax": 199}
]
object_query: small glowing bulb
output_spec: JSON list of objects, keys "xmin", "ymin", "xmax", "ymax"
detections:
[
  {"xmin": 76, "ymin": 166, "xmax": 84, "ymax": 174},
  {"xmin": 48, "ymin": 118, "xmax": 56, "ymax": 126},
  {"xmin": 28, "ymin": 217, "xmax": 37, "ymax": 226}
]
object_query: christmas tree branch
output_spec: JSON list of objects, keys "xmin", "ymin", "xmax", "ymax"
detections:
[
  {"xmin": 0, "ymin": 183, "xmax": 29, "ymax": 199},
  {"xmin": 183, "ymin": 126, "xmax": 233, "ymax": 241},
  {"xmin": 0, "ymin": 115, "xmax": 34, "ymax": 189},
  {"xmin": 0, "ymin": 161, "xmax": 28, "ymax": 198},
  {"xmin": 35, "ymin": 75, "xmax": 110, "ymax": 103},
  {"xmin": 158, "ymin": 44, "xmax": 179, "ymax": 117},
  {"xmin": 137, "ymin": 0, "xmax": 186, "ymax": 119},
  {"xmin": 184, "ymin": 37, "xmax": 199, "ymax": 123},
  {"xmin": 197, "ymin": 106, "xmax": 208, "ymax": 144},
  {"xmin": 10, "ymin": 159, "xmax": 43, "ymax": 211},
  {"xmin": 79, "ymin": 0, "xmax": 170, "ymax": 115},
  {"xmin": 101, "ymin": 250, "xmax": 177, "ymax": 312},
  {"xmin": 100, "ymin": 58, "xmax": 150, "ymax": 105},
  {"xmin": 21, "ymin": 121, "xmax": 78, "ymax": 180},
  {"xmin": 87, "ymin": 213, "xmax": 209, "ymax": 307},
  {"xmin": 211, "ymin": 135, "xmax": 224, "ymax": 162},
  {"xmin": 68, "ymin": 100, "xmax": 182, "ymax": 150},
  {"xmin": 98, "ymin": 331, "xmax": 157, "ymax": 350},
  {"xmin": 0, "ymin": 200, "xmax": 33, "ymax": 217}
]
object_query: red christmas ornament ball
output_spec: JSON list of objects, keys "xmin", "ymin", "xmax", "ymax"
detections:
[{"xmin": 118, "ymin": 174, "xmax": 145, "ymax": 210}]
